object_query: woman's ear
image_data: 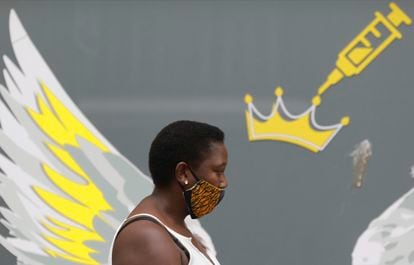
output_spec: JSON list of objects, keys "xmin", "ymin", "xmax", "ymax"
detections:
[{"xmin": 175, "ymin": 162, "xmax": 189, "ymax": 186}]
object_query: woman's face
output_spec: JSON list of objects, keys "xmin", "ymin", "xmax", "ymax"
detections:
[{"xmin": 190, "ymin": 142, "xmax": 228, "ymax": 189}]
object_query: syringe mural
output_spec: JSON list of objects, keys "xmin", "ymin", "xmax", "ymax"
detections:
[
  {"xmin": 244, "ymin": 2, "xmax": 412, "ymax": 153},
  {"xmin": 0, "ymin": 10, "xmax": 216, "ymax": 265}
]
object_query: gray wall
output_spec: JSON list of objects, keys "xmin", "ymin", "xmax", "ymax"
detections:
[{"xmin": 1, "ymin": 1, "xmax": 414, "ymax": 264}]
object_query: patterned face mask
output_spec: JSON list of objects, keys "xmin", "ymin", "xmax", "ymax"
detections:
[{"xmin": 183, "ymin": 168, "xmax": 225, "ymax": 219}]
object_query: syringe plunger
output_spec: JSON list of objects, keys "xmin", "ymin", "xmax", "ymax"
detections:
[{"xmin": 387, "ymin": 2, "xmax": 412, "ymax": 27}]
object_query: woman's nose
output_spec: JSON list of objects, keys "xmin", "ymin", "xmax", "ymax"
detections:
[{"xmin": 219, "ymin": 175, "xmax": 228, "ymax": 189}]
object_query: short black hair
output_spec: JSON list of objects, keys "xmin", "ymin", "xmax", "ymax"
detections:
[{"xmin": 149, "ymin": 120, "xmax": 224, "ymax": 187}]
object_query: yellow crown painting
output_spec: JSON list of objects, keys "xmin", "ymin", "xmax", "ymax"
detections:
[
  {"xmin": 244, "ymin": 2, "xmax": 411, "ymax": 153},
  {"xmin": 244, "ymin": 87, "xmax": 349, "ymax": 153}
]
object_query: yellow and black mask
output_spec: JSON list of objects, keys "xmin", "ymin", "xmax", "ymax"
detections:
[{"xmin": 183, "ymin": 168, "xmax": 225, "ymax": 219}]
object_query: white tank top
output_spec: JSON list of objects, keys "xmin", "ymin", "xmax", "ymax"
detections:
[{"xmin": 109, "ymin": 213, "xmax": 221, "ymax": 265}]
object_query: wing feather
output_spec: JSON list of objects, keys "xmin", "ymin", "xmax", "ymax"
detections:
[{"xmin": 352, "ymin": 187, "xmax": 414, "ymax": 265}]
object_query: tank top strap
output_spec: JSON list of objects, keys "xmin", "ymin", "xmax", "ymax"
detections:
[{"xmin": 115, "ymin": 213, "xmax": 191, "ymax": 261}]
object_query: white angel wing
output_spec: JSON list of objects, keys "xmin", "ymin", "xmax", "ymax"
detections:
[
  {"xmin": 352, "ymin": 187, "xmax": 414, "ymax": 265},
  {"xmin": 0, "ymin": 9, "xmax": 215, "ymax": 265}
]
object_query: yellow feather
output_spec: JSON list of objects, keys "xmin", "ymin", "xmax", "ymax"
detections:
[{"xmin": 26, "ymin": 81, "xmax": 114, "ymax": 264}]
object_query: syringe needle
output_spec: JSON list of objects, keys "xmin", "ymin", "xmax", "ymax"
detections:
[
  {"xmin": 312, "ymin": 68, "xmax": 344, "ymax": 106},
  {"xmin": 318, "ymin": 68, "xmax": 344, "ymax": 96}
]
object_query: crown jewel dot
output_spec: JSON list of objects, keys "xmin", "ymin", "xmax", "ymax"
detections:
[
  {"xmin": 341, "ymin": 116, "xmax": 350, "ymax": 126},
  {"xmin": 312, "ymin": 96, "xmax": 322, "ymax": 106},
  {"xmin": 244, "ymin": 94, "xmax": 253, "ymax": 104},
  {"xmin": 274, "ymin": 87, "xmax": 284, "ymax": 97}
]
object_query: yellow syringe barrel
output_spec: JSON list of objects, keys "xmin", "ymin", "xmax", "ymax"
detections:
[{"xmin": 317, "ymin": 2, "xmax": 412, "ymax": 96}]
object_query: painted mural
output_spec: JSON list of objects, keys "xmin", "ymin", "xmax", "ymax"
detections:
[
  {"xmin": 244, "ymin": 2, "xmax": 411, "ymax": 153},
  {"xmin": 0, "ymin": 10, "xmax": 215, "ymax": 265},
  {"xmin": 0, "ymin": 1, "xmax": 413, "ymax": 265}
]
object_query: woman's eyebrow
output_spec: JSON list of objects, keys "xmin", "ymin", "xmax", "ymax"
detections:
[{"xmin": 214, "ymin": 162, "xmax": 227, "ymax": 168}]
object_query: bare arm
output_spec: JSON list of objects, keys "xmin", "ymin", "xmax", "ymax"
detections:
[{"xmin": 112, "ymin": 221, "xmax": 184, "ymax": 265}]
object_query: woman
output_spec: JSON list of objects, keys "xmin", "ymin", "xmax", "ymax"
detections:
[{"xmin": 111, "ymin": 120, "xmax": 228, "ymax": 265}]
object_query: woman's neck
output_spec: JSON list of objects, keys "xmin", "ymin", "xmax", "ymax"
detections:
[{"xmin": 151, "ymin": 186, "xmax": 188, "ymax": 226}]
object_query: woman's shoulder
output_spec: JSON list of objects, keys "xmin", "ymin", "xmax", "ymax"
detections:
[{"xmin": 112, "ymin": 214, "xmax": 182, "ymax": 265}]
